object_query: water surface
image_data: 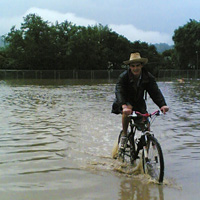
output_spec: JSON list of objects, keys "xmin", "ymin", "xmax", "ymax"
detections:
[{"xmin": 0, "ymin": 79, "xmax": 199, "ymax": 200}]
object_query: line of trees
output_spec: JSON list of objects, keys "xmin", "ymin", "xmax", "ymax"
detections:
[{"xmin": 0, "ymin": 14, "xmax": 199, "ymax": 76}]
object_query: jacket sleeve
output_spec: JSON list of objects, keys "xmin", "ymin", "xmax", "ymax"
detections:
[
  {"xmin": 115, "ymin": 72, "xmax": 128, "ymax": 106},
  {"xmin": 146, "ymin": 74, "xmax": 167, "ymax": 108}
]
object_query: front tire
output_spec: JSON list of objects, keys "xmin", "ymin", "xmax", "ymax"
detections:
[{"xmin": 142, "ymin": 135, "xmax": 164, "ymax": 183}]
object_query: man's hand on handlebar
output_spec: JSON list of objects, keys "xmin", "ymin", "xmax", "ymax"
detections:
[{"xmin": 160, "ymin": 105, "xmax": 169, "ymax": 114}]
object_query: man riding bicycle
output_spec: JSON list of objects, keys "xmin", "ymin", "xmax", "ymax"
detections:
[{"xmin": 112, "ymin": 52, "xmax": 169, "ymax": 151}]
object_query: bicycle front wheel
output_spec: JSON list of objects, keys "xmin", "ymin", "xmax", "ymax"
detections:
[{"xmin": 142, "ymin": 135, "xmax": 164, "ymax": 183}]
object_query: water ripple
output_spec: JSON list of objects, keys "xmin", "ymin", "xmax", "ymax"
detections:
[{"xmin": 0, "ymin": 80, "xmax": 199, "ymax": 197}]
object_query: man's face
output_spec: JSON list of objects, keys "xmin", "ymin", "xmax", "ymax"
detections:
[{"xmin": 129, "ymin": 62, "xmax": 143, "ymax": 77}]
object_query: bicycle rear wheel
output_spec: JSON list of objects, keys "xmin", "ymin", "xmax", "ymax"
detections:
[{"xmin": 142, "ymin": 135, "xmax": 164, "ymax": 183}]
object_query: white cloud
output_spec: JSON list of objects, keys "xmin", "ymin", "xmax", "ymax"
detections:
[
  {"xmin": 0, "ymin": 7, "xmax": 173, "ymax": 44},
  {"xmin": 23, "ymin": 7, "xmax": 97, "ymax": 26},
  {"xmin": 109, "ymin": 24, "xmax": 173, "ymax": 45},
  {"xmin": 0, "ymin": 16, "xmax": 22, "ymax": 35},
  {"xmin": 0, "ymin": 7, "xmax": 97, "ymax": 36}
]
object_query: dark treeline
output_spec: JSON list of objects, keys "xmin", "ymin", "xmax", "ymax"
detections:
[{"xmin": 0, "ymin": 14, "xmax": 200, "ymax": 76}]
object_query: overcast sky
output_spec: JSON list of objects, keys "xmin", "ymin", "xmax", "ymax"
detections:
[{"xmin": 0, "ymin": 0, "xmax": 199, "ymax": 45}]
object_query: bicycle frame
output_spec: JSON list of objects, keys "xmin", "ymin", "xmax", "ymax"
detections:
[
  {"xmin": 117, "ymin": 110, "xmax": 165, "ymax": 182},
  {"xmin": 126, "ymin": 110, "xmax": 160, "ymax": 163}
]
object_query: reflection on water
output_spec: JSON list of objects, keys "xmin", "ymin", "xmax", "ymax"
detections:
[
  {"xmin": 0, "ymin": 79, "xmax": 199, "ymax": 200},
  {"xmin": 119, "ymin": 178, "xmax": 164, "ymax": 200}
]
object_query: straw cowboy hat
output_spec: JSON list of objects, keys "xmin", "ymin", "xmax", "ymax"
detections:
[{"xmin": 123, "ymin": 52, "xmax": 148, "ymax": 65}]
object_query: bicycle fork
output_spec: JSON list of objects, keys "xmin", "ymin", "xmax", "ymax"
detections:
[
  {"xmin": 143, "ymin": 133, "xmax": 150, "ymax": 163},
  {"xmin": 143, "ymin": 133, "xmax": 157, "ymax": 163}
]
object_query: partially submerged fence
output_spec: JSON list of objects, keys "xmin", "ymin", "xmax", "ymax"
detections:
[
  {"xmin": 0, "ymin": 70, "xmax": 124, "ymax": 80},
  {"xmin": 158, "ymin": 70, "xmax": 200, "ymax": 81},
  {"xmin": 0, "ymin": 69, "xmax": 199, "ymax": 80}
]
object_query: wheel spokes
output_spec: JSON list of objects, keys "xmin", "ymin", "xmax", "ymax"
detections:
[{"xmin": 146, "ymin": 143, "xmax": 161, "ymax": 181}]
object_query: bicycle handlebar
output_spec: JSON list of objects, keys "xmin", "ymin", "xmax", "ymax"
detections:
[{"xmin": 129, "ymin": 110, "xmax": 161, "ymax": 118}]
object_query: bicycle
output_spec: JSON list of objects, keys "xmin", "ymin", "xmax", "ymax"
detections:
[{"xmin": 115, "ymin": 110, "xmax": 165, "ymax": 183}]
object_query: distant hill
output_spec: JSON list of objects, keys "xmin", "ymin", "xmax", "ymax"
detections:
[{"xmin": 154, "ymin": 43, "xmax": 173, "ymax": 53}]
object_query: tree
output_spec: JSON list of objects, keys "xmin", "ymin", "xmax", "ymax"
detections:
[
  {"xmin": 161, "ymin": 49, "xmax": 178, "ymax": 69},
  {"xmin": 0, "ymin": 49, "xmax": 7, "ymax": 68},
  {"xmin": 51, "ymin": 21, "xmax": 80, "ymax": 70},
  {"xmin": 2, "ymin": 13, "xmax": 164, "ymax": 74},
  {"xmin": 3, "ymin": 26, "xmax": 24, "ymax": 69},
  {"xmin": 68, "ymin": 24, "xmax": 131, "ymax": 70},
  {"xmin": 173, "ymin": 19, "xmax": 200, "ymax": 69},
  {"xmin": 68, "ymin": 25, "xmax": 103, "ymax": 70},
  {"xmin": 4, "ymin": 14, "xmax": 53, "ymax": 69},
  {"xmin": 21, "ymin": 14, "xmax": 57, "ymax": 70}
]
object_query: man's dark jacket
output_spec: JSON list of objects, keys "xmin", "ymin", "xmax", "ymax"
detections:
[{"xmin": 112, "ymin": 68, "xmax": 167, "ymax": 114}]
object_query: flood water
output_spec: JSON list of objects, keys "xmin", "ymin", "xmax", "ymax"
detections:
[{"xmin": 0, "ymin": 79, "xmax": 199, "ymax": 200}]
